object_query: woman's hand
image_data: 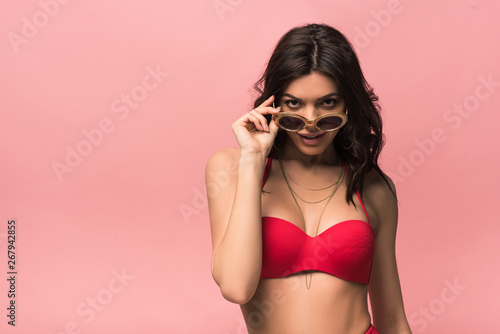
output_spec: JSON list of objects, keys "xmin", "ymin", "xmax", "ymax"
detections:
[{"xmin": 232, "ymin": 95, "xmax": 281, "ymax": 156}]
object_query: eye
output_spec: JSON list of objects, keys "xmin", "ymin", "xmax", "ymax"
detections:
[
  {"xmin": 322, "ymin": 98, "xmax": 337, "ymax": 108},
  {"xmin": 284, "ymin": 100, "xmax": 301, "ymax": 109}
]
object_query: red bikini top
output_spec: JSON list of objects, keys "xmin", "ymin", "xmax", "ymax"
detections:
[{"xmin": 260, "ymin": 157, "xmax": 375, "ymax": 284}]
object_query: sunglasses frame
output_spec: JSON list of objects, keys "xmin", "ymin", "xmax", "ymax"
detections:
[{"xmin": 271, "ymin": 102, "xmax": 349, "ymax": 132}]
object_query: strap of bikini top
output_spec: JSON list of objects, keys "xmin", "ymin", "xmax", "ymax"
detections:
[
  {"xmin": 340, "ymin": 160, "xmax": 371, "ymax": 225},
  {"xmin": 355, "ymin": 190, "xmax": 371, "ymax": 225},
  {"xmin": 261, "ymin": 156, "xmax": 272, "ymax": 188}
]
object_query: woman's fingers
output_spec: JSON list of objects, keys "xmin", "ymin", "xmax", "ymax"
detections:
[
  {"xmin": 246, "ymin": 113, "xmax": 263, "ymax": 131},
  {"xmin": 268, "ymin": 113, "xmax": 279, "ymax": 135},
  {"xmin": 249, "ymin": 109, "xmax": 269, "ymax": 132},
  {"xmin": 234, "ymin": 95, "xmax": 281, "ymax": 133},
  {"xmin": 251, "ymin": 96, "xmax": 281, "ymax": 132},
  {"xmin": 231, "ymin": 96, "xmax": 282, "ymax": 155},
  {"xmin": 258, "ymin": 95, "xmax": 274, "ymax": 108}
]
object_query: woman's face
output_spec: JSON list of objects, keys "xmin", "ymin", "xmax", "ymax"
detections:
[{"xmin": 278, "ymin": 71, "xmax": 346, "ymax": 157}]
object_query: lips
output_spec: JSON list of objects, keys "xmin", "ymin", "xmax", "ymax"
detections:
[
  {"xmin": 299, "ymin": 134, "xmax": 323, "ymax": 139},
  {"xmin": 298, "ymin": 133, "xmax": 325, "ymax": 145}
]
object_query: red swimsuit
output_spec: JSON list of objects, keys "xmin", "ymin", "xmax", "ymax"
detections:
[{"xmin": 259, "ymin": 157, "xmax": 375, "ymax": 284}]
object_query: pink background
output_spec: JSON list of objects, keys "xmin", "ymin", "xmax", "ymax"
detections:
[{"xmin": 1, "ymin": 1, "xmax": 499, "ymax": 333}]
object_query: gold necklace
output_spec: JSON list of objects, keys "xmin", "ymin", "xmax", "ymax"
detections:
[
  {"xmin": 278, "ymin": 158, "xmax": 343, "ymax": 289},
  {"xmin": 288, "ymin": 185, "xmax": 333, "ymax": 204},
  {"xmin": 284, "ymin": 169, "xmax": 339, "ymax": 191},
  {"xmin": 281, "ymin": 160, "xmax": 340, "ymax": 203}
]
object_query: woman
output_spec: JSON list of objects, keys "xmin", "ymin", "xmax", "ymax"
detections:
[{"xmin": 205, "ymin": 23, "xmax": 412, "ymax": 334}]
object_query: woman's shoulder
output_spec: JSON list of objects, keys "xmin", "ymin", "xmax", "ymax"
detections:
[
  {"xmin": 363, "ymin": 167, "xmax": 397, "ymax": 199},
  {"xmin": 205, "ymin": 147, "xmax": 241, "ymax": 176},
  {"xmin": 362, "ymin": 167, "xmax": 398, "ymax": 230},
  {"xmin": 206, "ymin": 147, "xmax": 240, "ymax": 166}
]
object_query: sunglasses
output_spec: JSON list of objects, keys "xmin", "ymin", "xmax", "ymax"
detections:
[{"xmin": 272, "ymin": 102, "xmax": 348, "ymax": 132}]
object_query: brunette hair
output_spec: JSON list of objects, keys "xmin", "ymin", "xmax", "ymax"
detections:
[{"xmin": 252, "ymin": 23, "xmax": 395, "ymax": 205}]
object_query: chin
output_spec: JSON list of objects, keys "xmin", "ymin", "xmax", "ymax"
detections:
[{"xmin": 298, "ymin": 146, "xmax": 332, "ymax": 157}]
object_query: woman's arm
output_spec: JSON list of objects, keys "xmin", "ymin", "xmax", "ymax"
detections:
[
  {"xmin": 206, "ymin": 147, "xmax": 267, "ymax": 304},
  {"xmin": 364, "ymin": 170, "xmax": 412, "ymax": 334}
]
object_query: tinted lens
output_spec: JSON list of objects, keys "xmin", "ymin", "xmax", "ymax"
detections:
[
  {"xmin": 279, "ymin": 116, "xmax": 305, "ymax": 131},
  {"xmin": 317, "ymin": 116, "xmax": 343, "ymax": 130}
]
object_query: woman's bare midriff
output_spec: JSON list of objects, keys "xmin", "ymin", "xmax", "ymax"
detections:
[{"xmin": 240, "ymin": 272, "xmax": 372, "ymax": 334}]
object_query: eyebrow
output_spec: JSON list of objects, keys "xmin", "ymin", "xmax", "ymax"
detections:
[{"xmin": 282, "ymin": 92, "xmax": 339, "ymax": 101}]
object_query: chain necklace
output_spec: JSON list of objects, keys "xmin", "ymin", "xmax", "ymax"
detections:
[
  {"xmin": 287, "ymin": 183, "xmax": 335, "ymax": 204},
  {"xmin": 284, "ymin": 168, "xmax": 339, "ymax": 191},
  {"xmin": 277, "ymin": 157, "xmax": 343, "ymax": 289}
]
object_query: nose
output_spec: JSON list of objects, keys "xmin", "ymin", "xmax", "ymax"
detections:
[
  {"xmin": 303, "ymin": 120, "xmax": 317, "ymax": 131},
  {"xmin": 302, "ymin": 104, "xmax": 318, "ymax": 120},
  {"xmin": 302, "ymin": 105, "xmax": 320, "ymax": 131}
]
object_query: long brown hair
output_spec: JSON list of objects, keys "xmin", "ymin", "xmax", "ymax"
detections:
[{"xmin": 252, "ymin": 23, "xmax": 396, "ymax": 206}]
